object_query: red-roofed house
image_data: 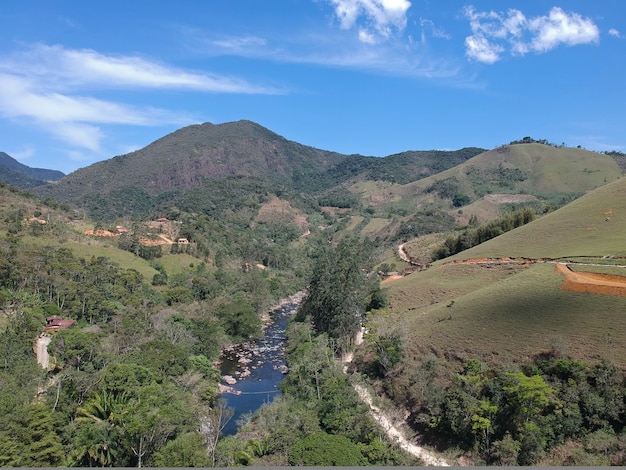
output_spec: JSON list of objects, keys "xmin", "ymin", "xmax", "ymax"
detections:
[{"xmin": 44, "ymin": 316, "xmax": 76, "ymax": 333}]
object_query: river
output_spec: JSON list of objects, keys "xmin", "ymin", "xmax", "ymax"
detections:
[{"xmin": 219, "ymin": 299, "xmax": 299, "ymax": 436}]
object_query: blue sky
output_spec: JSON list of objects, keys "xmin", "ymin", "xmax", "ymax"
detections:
[{"xmin": 0, "ymin": 0, "xmax": 624, "ymax": 174}]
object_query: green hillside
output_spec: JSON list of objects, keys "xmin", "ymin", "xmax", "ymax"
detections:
[
  {"xmin": 32, "ymin": 120, "xmax": 485, "ymax": 225},
  {"xmin": 377, "ymin": 175, "xmax": 626, "ymax": 369},
  {"xmin": 445, "ymin": 175, "xmax": 626, "ymax": 260},
  {"xmin": 353, "ymin": 143, "xmax": 622, "ymax": 224}
]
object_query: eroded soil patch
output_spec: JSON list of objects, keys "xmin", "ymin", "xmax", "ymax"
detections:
[{"xmin": 555, "ymin": 263, "xmax": 626, "ymax": 297}]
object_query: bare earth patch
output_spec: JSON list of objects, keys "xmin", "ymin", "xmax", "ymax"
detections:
[
  {"xmin": 381, "ymin": 275, "xmax": 404, "ymax": 284},
  {"xmin": 35, "ymin": 335, "xmax": 51, "ymax": 370},
  {"xmin": 484, "ymin": 194, "xmax": 538, "ymax": 204},
  {"xmin": 555, "ymin": 263, "xmax": 626, "ymax": 297}
]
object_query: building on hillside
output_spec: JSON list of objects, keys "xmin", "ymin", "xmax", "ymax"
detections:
[
  {"xmin": 177, "ymin": 238, "xmax": 189, "ymax": 244},
  {"xmin": 44, "ymin": 316, "xmax": 76, "ymax": 333}
]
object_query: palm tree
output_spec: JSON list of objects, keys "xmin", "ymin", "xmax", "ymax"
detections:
[
  {"xmin": 69, "ymin": 421, "xmax": 118, "ymax": 467},
  {"xmin": 70, "ymin": 391, "xmax": 128, "ymax": 466}
]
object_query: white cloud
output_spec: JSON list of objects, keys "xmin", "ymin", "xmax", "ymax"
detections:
[
  {"xmin": 328, "ymin": 0, "xmax": 411, "ymax": 43},
  {"xmin": 528, "ymin": 8, "xmax": 600, "ymax": 53},
  {"xmin": 52, "ymin": 123, "xmax": 104, "ymax": 153},
  {"xmin": 6, "ymin": 44, "xmax": 278, "ymax": 94},
  {"xmin": 0, "ymin": 72, "xmax": 190, "ymax": 153},
  {"xmin": 465, "ymin": 35, "xmax": 503, "ymax": 64},
  {"xmin": 420, "ymin": 18, "xmax": 451, "ymax": 40},
  {"xmin": 8, "ymin": 146, "xmax": 35, "ymax": 161},
  {"xmin": 609, "ymin": 28, "xmax": 621, "ymax": 38},
  {"xmin": 464, "ymin": 6, "xmax": 600, "ymax": 63},
  {"xmin": 0, "ymin": 74, "xmax": 174, "ymax": 125},
  {"xmin": 0, "ymin": 43, "xmax": 280, "ymax": 154}
]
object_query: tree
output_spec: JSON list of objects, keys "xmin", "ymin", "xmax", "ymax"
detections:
[
  {"xmin": 69, "ymin": 420, "xmax": 120, "ymax": 467},
  {"xmin": 49, "ymin": 329, "xmax": 101, "ymax": 371},
  {"xmin": 117, "ymin": 383, "xmax": 193, "ymax": 468},
  {"xmin": 216, "ymin": 297, "xmax": 262, "ymax": 342},
  {"xmin": 21, "ymin": 403, "xmax": 65, "ymax": 466},
  {"xmin": 151, "ymin": 432, "xmax": 211, "ymax": 467},
  {"xmin": 288, "ymin": 431, "xmax": 368, "ymax": 466},
  {"xmin": 134, "ymin": 338, "xmax": 189, "ymax": 377},
  {"xmin": 471, "ymin": 399, "xmax": 498, "ymax": 458},
  {"xmin": 199, "ymin": 398, "xmax": 234, "ymax": 466},
  {"xmin": 298, "ymin": 237, "xmax": 372, "ymax": 354},
  {"xmin": 503, "ymin": 372, "xmax": 555, "ymax": 425}
]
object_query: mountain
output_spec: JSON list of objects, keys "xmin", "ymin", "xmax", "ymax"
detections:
[
  {"xmin": 34, "ymin": 120, "xmax": 484, "ymax": 220},
  {"xmin": 0, "ymin": 152, "xmax": 65, "ymax": 188}
]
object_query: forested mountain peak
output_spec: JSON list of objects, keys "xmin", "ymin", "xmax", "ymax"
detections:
[
  {"xmin": 38, "ymin": 120, "xmax": 350, "ymax": 195},
  {"xmin": 32, "ymin": 120, "xmax": 486, "ymax": 220}
]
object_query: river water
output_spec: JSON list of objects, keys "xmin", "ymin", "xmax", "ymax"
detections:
[{"xmin": 219, "ymin": 300, "xmax": 299, "ymax": 436}]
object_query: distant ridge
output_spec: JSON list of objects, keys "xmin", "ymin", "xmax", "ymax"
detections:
[
  {"xmin": 44, "ymin": 120, "xmax": 352, "ymax": 194},
  {"xmin": 33, "ymin": 120, "xmax": 485, "ymax": 219},
  {"xmin": 0, "ymin": 152, "xmax": 65, "ymax": 188}
]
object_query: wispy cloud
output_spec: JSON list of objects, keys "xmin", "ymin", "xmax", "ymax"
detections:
[
  {"xmin": 609, "ymin": 28, "xmax": 622, "ymax": 38},
  {"xmin": 186, "ymin": 26, "xmax": 462, "ymax": 82},
  {"xmin": 327, "ymin": 0, "xmax": 412, "ymax": 44},
  {"xmin": 0, "ymin": 44, "xmax": 279, "ymax": 154},
  {"xmin": 4, "ymin": 43, "xmax": 279, "ymax": 93},
  {"xmin": 464, "ymin": 6, "xmax": 600, "ymax": 63},
  {"xmin": 7, "ymin": 146, "xmax": 35, "ymax": 161},
  {"xmin": 420, "ymin": 18, "xmax": 451, "ymax": 41}
]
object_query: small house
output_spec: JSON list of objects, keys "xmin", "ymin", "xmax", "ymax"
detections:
[{"xmin": 44, "ymin": 316, "xmax": 76, "ymax": 333}]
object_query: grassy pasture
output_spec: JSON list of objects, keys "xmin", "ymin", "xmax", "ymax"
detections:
[
  {"xmin": 361, "ymin": 144, "xmax": 621, "ymax": 215},
  {"xmin": 380, "ymin": 263, "xmax": 626, "ymax": 368},
  {"xmin": 345, "ymin": 215, "xmax": 365, "ymax": 232},
  {"xmin": 380, "ymin": 178, "xmax": 626, "ymax": 368},
  {"xmin": 157, "ymin": 253, "xmax": 204, "ymax": 276},
  {"xmin": 360, "ymin": 217, "xmax": 392, "ymax": 236},
  {"xmin": 22, "ymin": 235, "xmax": 158, "ymax": 280},
  {"xmin": 442, "ymin": 177, "xmax": 626, "ymax": 261},
  {"xmin": 401, "ymin": 232, "xmax": 451, "ymax": 264}
]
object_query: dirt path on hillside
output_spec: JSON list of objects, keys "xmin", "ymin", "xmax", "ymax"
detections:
[
  {"xmin": 388, "ymin": 245, "xmax": 626, "ymax": 298},
  {"xmin": 446, "ymin": 258, "xmax": 626, "ymax": 297},
  {"xmin": 343, "ymin": 329, "xmax": 450, "ymax": 466},
  {"xmin": 398, "ymin": 243, "xmax": 410, "ymax": 263},
  {"xmin": 35, "ymin": 335, "xmax": 51, "ymax": 370},
  {"xmin": 353, "ymin": 384, "xmax": 450, "ymax": 466},
  {"xmin": 555, "ymin": 262, "xmax": 626, "ymax": 296}
]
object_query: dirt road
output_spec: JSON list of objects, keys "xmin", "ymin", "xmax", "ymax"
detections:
[
  {"xmin": 344, "ymin": 328, "xmax": 450, "ymax": 466},
  {"xmin": 35, "ymin": 334, "xmax": 51, "ymax": 370},
  {"xmin": 353, "ymin": 384, "xmax": 450, "ymax": 466},
  {"xmin": 555, "ymin": 262, "xmax": 626, "ymax": 296}
]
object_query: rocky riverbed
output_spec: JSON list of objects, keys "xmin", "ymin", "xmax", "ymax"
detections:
[{"xmin": 218, "ymin": 292, "xmax": 303, "ymax": 435}]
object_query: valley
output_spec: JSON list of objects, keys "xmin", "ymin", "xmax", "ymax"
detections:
[{"xmin": 1, "ymin": 122, "xmax": 626, "ymax": 466}]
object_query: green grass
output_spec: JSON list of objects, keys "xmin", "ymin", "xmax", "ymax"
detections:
[
  {"xmin": 157, "ymin": 253, "xmax": 206, "ymax": 276},
  {"xmin": 345, "ymin": 215, "xmax": 365, "ymax": 232},
  {"xmin": 22, "ymin": 235, "xmax": 158, "ymax": 280},
  {"xmin": 357, "ymin": 144, "xmax": 621, "ymax": 220},
  {"xmin": 378, "ymin": 178, "xmax": 626, "ymax": 368},
  {"xmin": 361, "ymin": 217, "xmax": 392, "ymax": 235},
  {"xmin": 569, "ymin": 265, "xmax": 626, "ymax": 276},
  {"xmin": 379, "ymin": 263, "xmax": 626, "ymax": 366},
  {"xmin": 442, "ymin": 177, "xmax": 626, "ymax": 260}
]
